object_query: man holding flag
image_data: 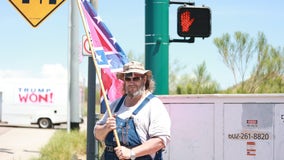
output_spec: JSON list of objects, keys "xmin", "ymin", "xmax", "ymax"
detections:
[
  {"xmin": 77, "ymin": 0, "xmax": 171, "ymax": 159},
  {"xmin": 95, "ymin": 61, "xmax": 171, "ymax": 160}
]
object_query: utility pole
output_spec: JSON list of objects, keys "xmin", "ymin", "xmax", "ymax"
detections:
[
  {"xmin": 145, "ymin": 0, "xmax": 169, "ymax": 95},
  {"xmin": 86, "ymin": 55, "xmax": 97, "ymax": 160},
  {"xmin": 69, "ymin": 0, "xmax": 81, "ymax": 130},
  {"xmin": 87, "ymin": 1, "xmax": 99, "ymax": 160}
]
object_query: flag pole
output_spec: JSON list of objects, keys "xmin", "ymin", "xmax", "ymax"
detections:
[{"xmin": 76, "ymin": 0, "xmax": 121, "ymax": 147}]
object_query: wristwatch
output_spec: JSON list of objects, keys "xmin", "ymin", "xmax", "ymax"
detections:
[{"xmin": 130, "ymin": 149, "xmax": 136, "ymax": 160}]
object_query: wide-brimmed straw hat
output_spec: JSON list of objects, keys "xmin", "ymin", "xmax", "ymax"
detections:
[{"xmin": 116, "ymin": 61, "xmax": 152, "ymax": 80}]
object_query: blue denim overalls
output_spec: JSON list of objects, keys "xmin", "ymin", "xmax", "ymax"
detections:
[{"xmin": 101, "ymin": 94, "xmax": 162, "ymax": 160}]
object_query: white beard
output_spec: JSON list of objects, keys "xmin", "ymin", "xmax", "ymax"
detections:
[{"xmin": 127, "ymin": 85, "xmax": 145, "ymax": 98}]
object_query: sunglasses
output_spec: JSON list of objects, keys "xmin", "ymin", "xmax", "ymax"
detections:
[{"xmin": 124, "ymin": 76, "xmax": 143, "ymax": 82}]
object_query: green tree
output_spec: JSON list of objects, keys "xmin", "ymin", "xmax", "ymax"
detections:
[
  {"xmin": 248, "ymin": 33, "xmax": 284, "ymax": 93},
  {"xmin": 175, "ymin": 62, "xmax": 219, "ymax": 94},
  {"xmin": 192, "ymin": 62, "xmax": 219, "ymax": 94},
  {"xmin": 214, "ymin": 31, "xmax": 255, "ymax": 92},
  {"xmin": 214, "ymin": 31, "xmax": 284, "ymax": 93},
  {"xmin": 169, "ymin": 59, "xmax": 187, "ymax": 94}
]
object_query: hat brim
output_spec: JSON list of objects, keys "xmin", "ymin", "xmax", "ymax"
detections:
[{"xmin": 117, "ymin": 69, "xmax": 152, "ymax": 80}]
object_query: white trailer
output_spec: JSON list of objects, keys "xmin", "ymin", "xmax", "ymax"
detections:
[
  {"xmin": 159, "ymin": 94, "xmax": 284, "ymax": 160},
  {"xmin": 0, "ymin": 78, "xmax": 68, "ymax": 128}
]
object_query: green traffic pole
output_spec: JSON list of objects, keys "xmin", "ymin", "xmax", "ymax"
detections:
[{"xmin": 145, "ymin": 0, "xmax": 169, "ymax": 95}]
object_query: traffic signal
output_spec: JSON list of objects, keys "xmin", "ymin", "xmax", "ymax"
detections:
[{"xmin": 177, "ymin": 6, "xmax": 211, "ymax": 38}]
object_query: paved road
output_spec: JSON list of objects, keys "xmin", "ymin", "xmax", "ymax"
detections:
[
  {"xmin": 0, "ymin": 125, "xmax": 56, "ymax": 160},
  {"xmin": 0, "ymin": 119, "xmax": 87, "ymax": 160}
]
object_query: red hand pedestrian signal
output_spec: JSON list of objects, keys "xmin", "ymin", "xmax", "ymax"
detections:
[
  {"xmin": 177, "ymin": 6, "xmax": 211, "ymax": 38},
  {"xmin": 180, "ymin": 10, "xmax": 195, "ymax": 33}
]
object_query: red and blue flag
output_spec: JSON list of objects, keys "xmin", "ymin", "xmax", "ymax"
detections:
[{"xmin": 79, "ymin": 0, "xmax": 128, "ymax": 113}]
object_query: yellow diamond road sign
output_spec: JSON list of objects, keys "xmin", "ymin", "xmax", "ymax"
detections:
[{"xmin": 9, "ymin": 0, "xmax": 66, "ymax": 27}]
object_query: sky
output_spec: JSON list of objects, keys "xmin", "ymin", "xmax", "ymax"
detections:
[{"xmin": 0, "ymin": 0, "xmax": 284, "ymax": 90}]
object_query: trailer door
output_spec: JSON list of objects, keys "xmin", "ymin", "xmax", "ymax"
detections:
[{"xmin": 164, "ymin": 103, "xmax": 214, "ymax": 160}]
